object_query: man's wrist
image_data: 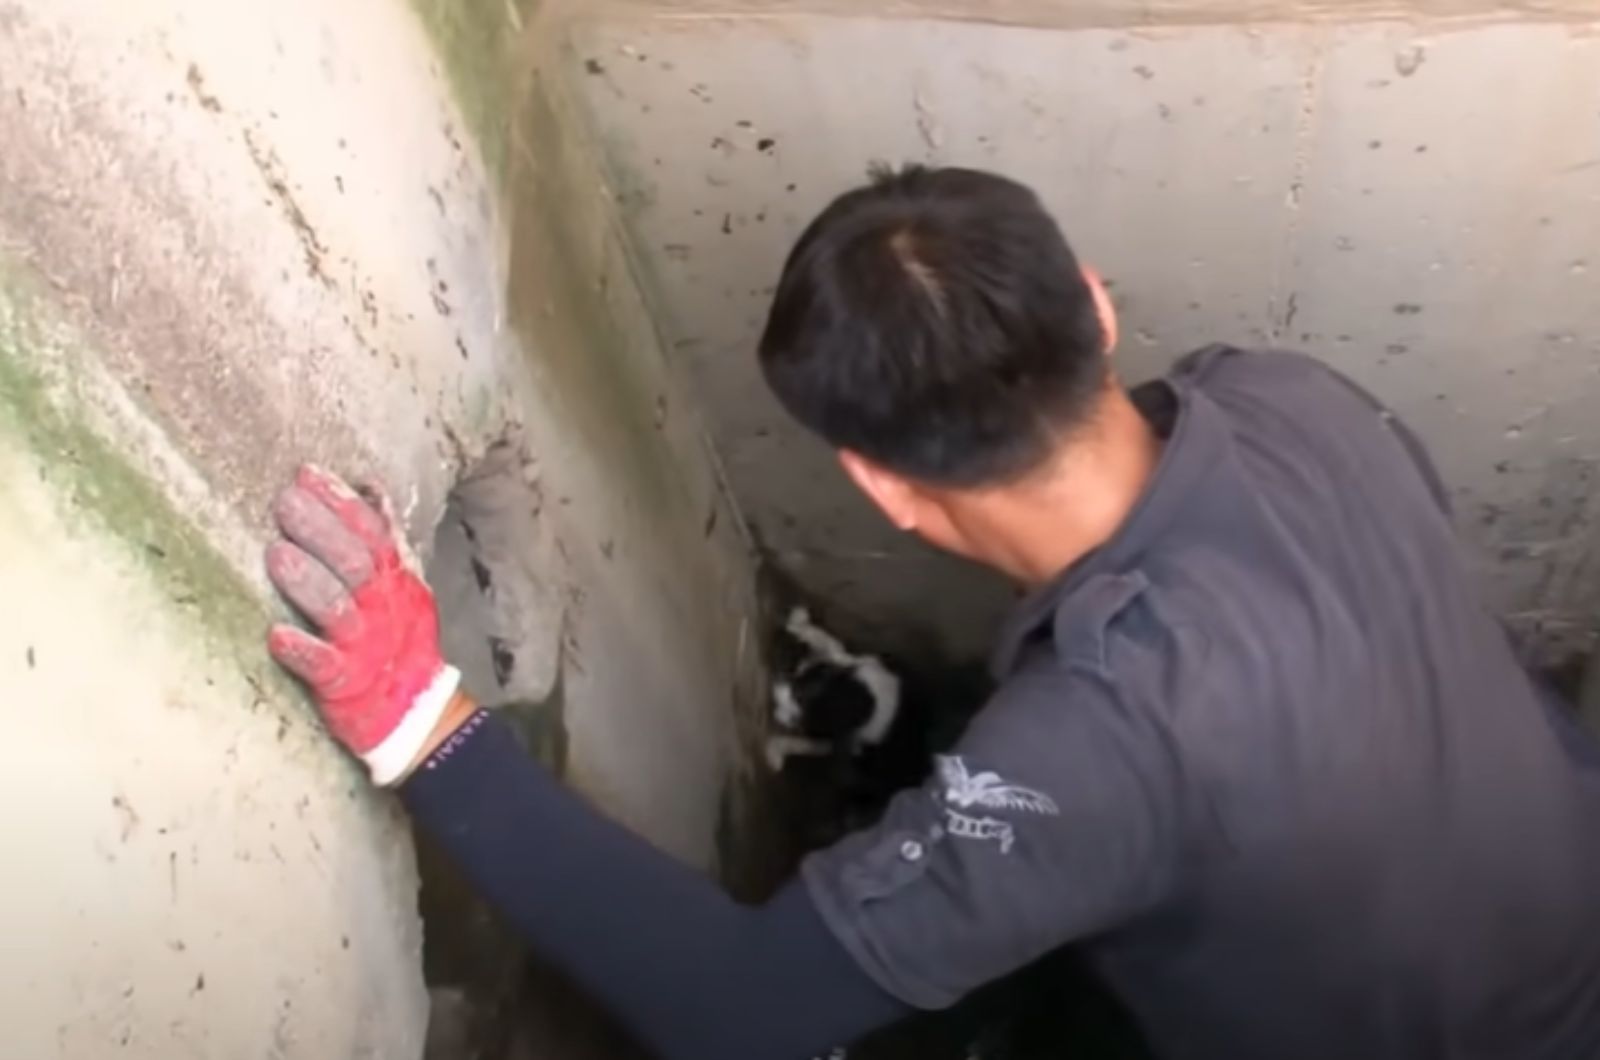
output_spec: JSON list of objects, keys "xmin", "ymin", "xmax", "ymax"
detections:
[
  {"xmin": 403, "ymin": 687, "xmax": 480, "ymax": 778},
  {"xmin": 361, "ymin": 665, "xmax": 463, "ymax": 786}
]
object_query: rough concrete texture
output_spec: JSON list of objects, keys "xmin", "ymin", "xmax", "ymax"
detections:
[
  {"xmin": 0, "ymin": 0, "xmax": 764, "ymax": 1054},
  {"xmin": 595, "ymin": 1, "xmax": 1600, "ymax": 27},
  {"xmin": 500, "ymin": 45, "xmax": 770, "ymax": 853},
  {"xmin": 0, "ymin": 401, "xmax": 427, "ymax": 1058},
  {"xmin": 563, "ymin": 13, "xmax": 1600, "ymax": 662}
]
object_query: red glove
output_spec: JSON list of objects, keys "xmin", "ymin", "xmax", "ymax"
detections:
[{"xmin": 265, "ymin": 465, "xmax": 460, "ymax": 785}]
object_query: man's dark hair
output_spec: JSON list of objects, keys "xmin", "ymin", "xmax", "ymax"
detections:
[{"xmin": 758, "ymin": 165, "xmax": 1107, "ymax": 488}]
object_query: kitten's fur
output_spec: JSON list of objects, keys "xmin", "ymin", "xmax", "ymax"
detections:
[
  {"xmin": 766, "ymin": 606, "xmax": 988, "ymax": 839},
  {"xmin": 767, "ymin": 607, "xmax": 902, "ymax": 768}
]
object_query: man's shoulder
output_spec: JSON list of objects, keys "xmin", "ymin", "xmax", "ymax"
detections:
[
  {"xmin": 1174, "ymin": 345, "xmax": 1409, "ymax": 437},
  {"xmin": 1172, "ymin": 344, "xmax": 1356, "ymax": 400},
  {"xmin": 1000, "ymin": 568, "xmax": 1207, "ymax": 690},
  {"xmin": 1173, "ymin": 343, "xmax": 1453, "ymax": 515},
  {"xmin": 967, "ymin": 648, "xmax": 1119, "ymax": 743}
]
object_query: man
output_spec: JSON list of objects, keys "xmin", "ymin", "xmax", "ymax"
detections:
[{"xmin": 265, "ymin": 166, "xmax": 1600, "ymax": 1059}]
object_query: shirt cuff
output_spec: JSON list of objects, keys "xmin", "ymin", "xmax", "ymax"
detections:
[
  {"xmin": 800, "ymin": 814, "xmax": 957, "ymax": 1011},
  {"xmin": 400, "ymin": 705, "xmax": 501, "ymax": 805}
]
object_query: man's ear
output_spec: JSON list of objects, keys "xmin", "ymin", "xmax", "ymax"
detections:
[
  {"xmin": 839, "ymin": 450, "xmax": 919, "ymax": 532},
  {"xmin": 1083, "ymin": 266, "xmax": 1119, "ymax": 356}
]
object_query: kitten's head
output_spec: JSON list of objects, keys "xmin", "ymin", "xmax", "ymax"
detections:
[{"xmin": 786, "ymin": 661, "xmax": 877, "ymax": 741}]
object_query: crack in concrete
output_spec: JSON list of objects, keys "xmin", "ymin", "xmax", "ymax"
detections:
[
  {"xmin": 241, "ymin": 129, "xmax": 333, "ymax": 288},
  {"xmin": 1269, "ymin": 29, "xmax": 1327, "ymax": 344}
]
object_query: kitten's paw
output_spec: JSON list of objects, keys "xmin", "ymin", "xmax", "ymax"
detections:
[{"xmin": 772, "ymin": 680, "xmax": 802, "ymax": 727}]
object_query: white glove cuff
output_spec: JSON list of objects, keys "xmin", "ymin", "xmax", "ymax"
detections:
[{"xmin": 361, "ymin": 665, "xmax": 462, "ymax": 786}]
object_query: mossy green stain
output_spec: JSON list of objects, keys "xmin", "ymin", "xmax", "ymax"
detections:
[
  {"xmin": 406, "ymin": 0, "xmax": 530, "ymax": 189},
  {"xmin": 0, "ymin": 263, "xmax": 287, "ymax": 695},
  {"xmin": 399, "ymin": 1, "xmax": 709, "ymax": 525},
  {"xmin": 506, "ymin": 71, "xmax": 702, "ymax": 524}
]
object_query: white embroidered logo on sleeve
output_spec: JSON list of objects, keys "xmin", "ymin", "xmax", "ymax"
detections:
[{"xmin": 936, "ymin": 756, "xmax": 1059, "ymax": 854}]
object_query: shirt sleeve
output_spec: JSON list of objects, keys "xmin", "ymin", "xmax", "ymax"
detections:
[
  {"xmin": 401, "ymin": 709, "xmax": 911, "ymax": 1060},
  {"xmin": 800, "ymin": 663, "xmax": 1186, "ymax": 1009}
]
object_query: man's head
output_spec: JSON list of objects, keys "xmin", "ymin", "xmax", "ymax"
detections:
[{"xmin": 758, "ymin": 165, "xmax": 1123, "ymax": 573}]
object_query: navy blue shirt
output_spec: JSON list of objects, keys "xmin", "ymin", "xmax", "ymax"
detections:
[{"xmin": 803, "ymin": 347, "xmax": 1600, "ymax": 1059}]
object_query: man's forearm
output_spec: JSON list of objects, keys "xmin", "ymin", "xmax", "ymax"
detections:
[
  {"xmin": 256, "ymin": 466, "xmax": 906, "ymax": 1057},
  {"xmin": 401, "ymin": 708, "xmax": 909, "ymax": 1060}
]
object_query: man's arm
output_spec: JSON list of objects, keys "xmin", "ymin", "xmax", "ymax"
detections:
[
  {"xmin": 798, "ymin": 647, "xmax": 1186, "ymax": 1009},
  {"xmin": 401, "ymin": 704, "xmax": 907, "ymax": 1060},
  {"xmin": 262, "ymin": 466, "xmax": 907, "ymax": 1060}
]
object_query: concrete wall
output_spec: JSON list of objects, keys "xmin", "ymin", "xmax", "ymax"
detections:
[
  {"xmin": 0, "ymin": 0, "xmax": 764, "ymax": 1055},
  {"xmin": 7, "ymin": 0, "xmax": 1597, "ymax": 1053},
  {"xmin": 561, "ymin": 8, "xmax": 1600, "ymax": 663}
]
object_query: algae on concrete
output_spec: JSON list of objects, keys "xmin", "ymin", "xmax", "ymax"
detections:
[
  {"xmin": 508, "ymin": 68, "xmax": 709, "ymax": 525},
  {"xmin": 0, "ymin": 258, "xmax": 290, "ymax": 698},
  {"xmin": 406, "ymin": 0, "xmax": 543, "ymax": 186}
]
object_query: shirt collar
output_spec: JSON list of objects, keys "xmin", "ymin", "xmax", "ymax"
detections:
[{"xmin": 989, "ymin": 370, "xmax": 1228, "ymax": 678}]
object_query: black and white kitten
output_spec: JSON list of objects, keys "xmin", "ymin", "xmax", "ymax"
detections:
[
  {"xmin": 765, "ymin": 606, "xmax": 990, "ymax": 837},
  {"xmin": 766, "ymin": 606, "xmax": 903, "ymax": 771}
]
